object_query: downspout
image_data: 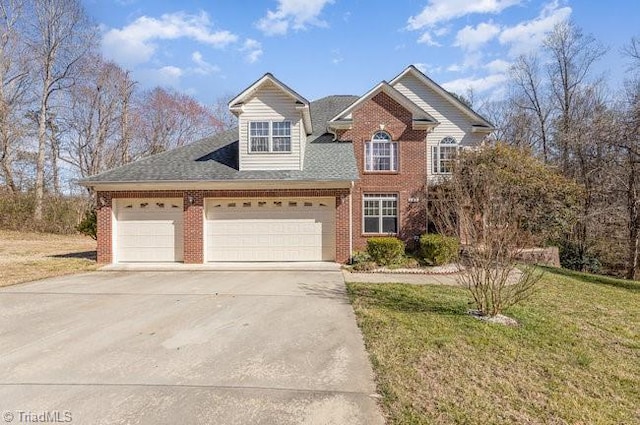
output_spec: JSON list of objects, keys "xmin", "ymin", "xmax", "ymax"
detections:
[{"xmin": 349, "ymin": 180, "xmax": 354, "ymax": 262}]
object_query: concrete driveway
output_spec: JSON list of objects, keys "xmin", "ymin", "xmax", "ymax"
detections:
[{"xmin": 0, "ymin": 271, "xmax": 384, "ymax": 425}]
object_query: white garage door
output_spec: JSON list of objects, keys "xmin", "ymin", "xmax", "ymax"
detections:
[
  {"xmin": 115, "ymin": 198, "xmax": 184, "ymax": 262},
  {"xmin": 206, "ymin": 198, "xmax": 335, "ymax": 262}
]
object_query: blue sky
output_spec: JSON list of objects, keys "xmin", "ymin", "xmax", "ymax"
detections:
[{"xmin": 83, "ymin": 0, "xmax": 640, "ymax": 105}]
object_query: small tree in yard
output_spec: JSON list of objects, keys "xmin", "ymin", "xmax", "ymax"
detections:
[
  {"xmin": 77, "ymin": 208, "xmax": 96, "ymax": 240},
  {"xmin": 433, "ymin": 144, "xmax": 582, "ymax": 317}
]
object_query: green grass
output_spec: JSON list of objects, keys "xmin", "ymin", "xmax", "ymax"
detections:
[{"xmin": 347, "ymin": 268, "xmax": 640, "ymax": 424}]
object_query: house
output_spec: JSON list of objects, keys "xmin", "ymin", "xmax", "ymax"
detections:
[{"xmin": 80, "ymin": 65, "xmax": 493, "ymax": 264}]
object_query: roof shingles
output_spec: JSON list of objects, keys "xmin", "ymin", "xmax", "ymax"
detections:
[{"xmin": 81, "ymin": 96, "xmax": 359, "ymax": 185}]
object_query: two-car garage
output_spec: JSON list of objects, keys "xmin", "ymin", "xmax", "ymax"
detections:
[{"xmin": 113, "ymin": 197, "xmax": 336, "ymax": 263}]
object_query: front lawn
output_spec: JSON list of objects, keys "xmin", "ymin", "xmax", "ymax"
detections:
[
  {"xmin": 347, "ymin": 269, "xmax": 640, "ymax": 424},
  {"xmin": 0, "ymin": 230, "xmax": 97, "ymax": 287}
]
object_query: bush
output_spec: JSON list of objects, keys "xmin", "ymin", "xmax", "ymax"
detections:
[
  {"xmin": 350, "ymin": 250, "xmax": 376, "ymax": 271},
  {"xmin": 0, "ymin": 193, "xmax": 89, "ymax": 234},
  {"xmin": 558, "ymin": 239, "xmax": 601, "ymax": 273},
  {"xmin": 367, "ymin": 237, "xmax": 405, "ymax": 266},
  {"xmin": 77, "ymin": 209, "xmax": 97, "ymax": 240},
  {"xmin": 420, "ymin": 234, "xmax": 460, "ymax": 266},
  {"xmin": 351, "ymin": 250, "xmax": 371, "ymax": 264}
]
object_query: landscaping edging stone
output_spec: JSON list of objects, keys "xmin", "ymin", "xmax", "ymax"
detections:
[{"xmin": 344, "ymin": 264, "xmax": 462, "ymax": 275}]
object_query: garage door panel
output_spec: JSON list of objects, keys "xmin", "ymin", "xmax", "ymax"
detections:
[
  {"xmin": 115, "ymin": 198, "xmax": 183, "ymax": 263},
  {"xmin": 206, "ymin": 198, "xmax": 335, "ymax": 262}
]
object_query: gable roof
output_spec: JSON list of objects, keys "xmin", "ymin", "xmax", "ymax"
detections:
[
  {"xmin": 79, "ymin": 96, "xmax": 359, "ymax": 187},
  {"xmin": 389, "ymin": 65, "xmax": 494, "ymax": 131},
  {"xmin": 228, "ymin": 72, "xmax": 313, "ymax": 134},
  {"xmin": 328, "ymin": 81, "xmax": 439, "ymax": 131}
]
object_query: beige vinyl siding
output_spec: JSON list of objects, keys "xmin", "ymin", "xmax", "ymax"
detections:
[
  {"xmin": 239, "ymin": 81, "xmax": 303, "ymax": 171},
  {"xmin": 392, "ymin": 74, "xmax": 485, "ymax": 181}
]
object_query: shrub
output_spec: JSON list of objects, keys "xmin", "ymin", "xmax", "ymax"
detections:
[
  {"xmin": 351, "ymin": 250, "xmax": 371, "ymax": 264},
  {"xmin": 366, "ymin": 237, "xmax": 405, "ymax": 266},
  {"xmin": 419, "ymin": 234, "xmax": 460, "ymax": 266},
  {"xmin": 0, "ymin": 193, "xmax": 88, "ymax": 234},
  {"xmin": 77, "ymin": 209, "xmax": 97, "ymax": 240},
  {"xmin": 558, "ymin": 239, "xmax": 601, "ymax": 273}
]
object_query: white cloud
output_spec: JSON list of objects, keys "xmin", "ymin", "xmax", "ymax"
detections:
[
  {"xmin": 102, "ymin": 11, "xmax": 238, "ymax": 67},
  {"xmin": 256, "ymin": 0, "xmax": 334, "ymax": 36},
  {"xmin": 331, "ymin": 48, "xmax": 343, "ymax": 65},
  {"xmin": 241, "ymin": 39, "xmax": 263, "ymax": 63},
  {"xmin": 442, "ymin": 73, "xmax": 509, "ymax": 94},
  {"xmin": 191, "ymin": 51, "xmax": 220, "ymax": 75},
  {"xmin": 454, "ymin": 22, "xmax": 501, "ymax": 50},
  {"xmin": 408, "ymin": 0, "xmax": 522, "ymax": 30},
  {"xmin": 499, "ymin": 0, "xmax": 572, "ymax": 55},
  {"xmin": 446, "ymin": 52, "xmax": 484, "ymax": 73},
  {"xmin": 414, "ymin": 63, "xmax": 442, "ymax": 75},
  {"xmin": 413, "ymin": 63, "xmax": 428, "ymax": 73},
  {"xmin": 485, "ymin": 58, "xmax": 511, "ymax": 73},
  {"xmin": 417, "ymin": 31, "xmax": 441, "ymax": 46},
  {"xmin": 434, "ymin": 26, "xmax": 451, "ymax": 37},
  {"xmin": 136, "ymin": 65, "xmax": 184, "ymax": 88}
]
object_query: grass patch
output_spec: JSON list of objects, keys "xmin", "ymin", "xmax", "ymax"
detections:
[
  {"xmin": 347, "ymin": 272, "xmax": 640, "ymax": 424},
  {"xmin": 0, "ymin": 230, "xmax": 97, "ymax": 287},
  {"xmin": 540, "ymin": 266, "xmax": 640, "ymax": 292}
]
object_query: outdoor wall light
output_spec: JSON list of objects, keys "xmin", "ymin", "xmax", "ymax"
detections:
[{"xmin": 187, "ymin": 195, "xmax": 194, "ymax": 206}]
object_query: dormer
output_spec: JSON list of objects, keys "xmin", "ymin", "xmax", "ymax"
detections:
[{"xmin": 229, "ymin": 73, "xmax": 313, "ymax": 171}]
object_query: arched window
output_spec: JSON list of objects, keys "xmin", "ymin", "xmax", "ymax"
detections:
[
  {"xmin": 365, "ymin": 131, "xmax": 398, "ymax": 171},
  {"xmin": 432, "ymin": 136, "xmax": 458, "ymax": 174}
]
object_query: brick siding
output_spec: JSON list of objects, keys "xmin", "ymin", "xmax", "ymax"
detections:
[{"xmin": 337, "ymin": 91, "xmax": 429, "ymax": 252}]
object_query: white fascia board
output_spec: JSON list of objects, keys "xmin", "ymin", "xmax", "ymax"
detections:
[
  {"xmin": 471, "ymin": 125, "xmax": 494, "ymax": 133},
  {"xmin": 295, "ymin": 104, "xmax": 313, "ymax": 135},
  {"xmin": 412, "ymin": 120, "xmax": 439, "ymax": 131}
]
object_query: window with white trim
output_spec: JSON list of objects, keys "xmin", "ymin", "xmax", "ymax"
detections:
[
  {"xmin": 431, "ymin": 136, "xmax": 458, "ymax": 174},
  {"xmin": 249, "ymin": 121, "xmax": 291, "ymax": 153},
  {"xmin": 365, "ymin": 131, "xmax": 398, "ymax": 171},
  {"xmin": 363, "ymin": 194, "xmax": 398, "ymax": 234}
]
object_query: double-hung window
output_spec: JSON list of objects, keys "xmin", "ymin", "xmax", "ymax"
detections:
[
  {"xmin": 363, "ymin": 194, "xmax": 398, "ymax": 234},
  {"xmin": 365, "ymin": 131, "xmax": 398, "ymax": 171},
  {"xmin": 249, "ymin": 121, "xmax": 291, "ymax": 153},
  {"xmin": 431, "ymin": 136, "xmax": 458, "ymax": 174}
]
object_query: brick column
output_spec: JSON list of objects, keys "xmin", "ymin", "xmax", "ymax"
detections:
[
  {"xmin": 336, "ymin": 192, "xmax": 351, "ymax": 263},
  {"xmin": 183, "ymin": 191, "xmax": 204, "ymax": 263},
  {"xmin": 96, "ymin": 192, "xmax": 113, "ymax": 264}
]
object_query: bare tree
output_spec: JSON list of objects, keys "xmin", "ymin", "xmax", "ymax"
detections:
[
  {"xmin": 623, "ymin": 36, "xmax": 640, "ymax": 70},
  {"xmin": 132, "ymin": 87, "xmax": 223, "ymax": 157},
  {"xmin": 0, "ymin": 0, "xmax": 30, "ymax": 193},
  {"xmin": 543, "ymin": 21, "xmax": 607, "ymax": 172},
  {"xmin": 614, "ymin": 42, "xmax": 640, "ymax": 279},
  {"xmin": 25, "ymin": 0, "xmax": 95, "ymax": 219},
  {"xmin": 510, "ymin": 54, "xmax": 552, "ymax": 162},
  {"xmin": 483, "ymin": 97, "xmax": 540, "ymax": 151},
  {"xmin": 61, "ymin": 56, "xmax": 135, "ymax": 179},
  {"xmin": 212, "ymin": 93, "xmax": 238, "ymax": 131},
  {"xmin": 118, "ymin": 70, "xmax": 136, "ymax": 165}
]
